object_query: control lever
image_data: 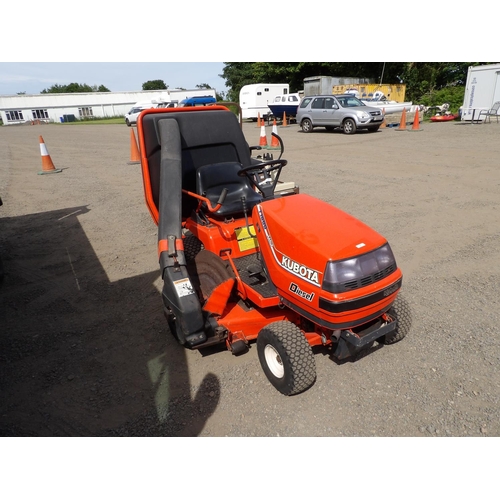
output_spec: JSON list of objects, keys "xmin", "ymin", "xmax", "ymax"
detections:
[{"xmin": 217, "ymin": 188, "xmax": 228, "ymax": 205}]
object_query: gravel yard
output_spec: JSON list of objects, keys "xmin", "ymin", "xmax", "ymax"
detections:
[{"xmin": 1, "ymin": 118, "xmax": 499, "ymax": 442}]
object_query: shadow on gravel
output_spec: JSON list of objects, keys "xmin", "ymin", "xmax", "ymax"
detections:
[{"xmin": 0, "ymin": 206, "xmax": 220, "ymax": 437}]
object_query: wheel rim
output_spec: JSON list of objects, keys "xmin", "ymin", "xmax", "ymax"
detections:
[
  {"xmin": 302, "ymin": 120, "xmax": 311, "ymax": 132},
  {"xmin": 264, "ymin": 344, "xmax": 284, "ymax": 378},
  {"xmin": 344, "ymin": 121, "xmax": 353, "ymax": 133}
]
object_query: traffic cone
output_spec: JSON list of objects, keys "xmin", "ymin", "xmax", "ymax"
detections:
[
  {"xmin": 38, "ymin": 136, "xmax": 62, "ymax": 175},
  {"xmin": 127, "ymin": 129, "xmax": 141, "ymax": 164},
  {"xmin": 410, "ymin": 108, "xmax": 422, "ymax": 131},
  {"xmin": 396, "ymin": 108, "xmax": 407, "ymax": 131},
  {"xmin": 259, "ymin": 121, "xmax": 268, "ymax": 148},
  {"xmin": 269, "ymin": 119, "xmax": 280, "ymax": 149},
  {"xmin": 380, "ymin": 108, "xmax": 386, "ymax": 128},
  {"xmin": 282, "ymin": 111, "xmax": 288, "ymax": 127},
  {"xmin": 257, "ymin": 113, "xmax": 261, "ymax": 128}
]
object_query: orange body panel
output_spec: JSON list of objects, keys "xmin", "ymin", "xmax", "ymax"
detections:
[
  {"xmin": 253, "ymin": 193, "xmax": 402, "ymax": 328},
  {"xmin": 217, "ymin": 302, "xmax": 295, "ymax": 341}
]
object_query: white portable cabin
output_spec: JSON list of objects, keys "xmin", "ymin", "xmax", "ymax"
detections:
[
  {"xmin": 461, "ymin": 64, "xmax": 500, "ymax": 121},
  {"xmin": 239, "ymin": 83, "xmax": 290, "ymax": 120}
]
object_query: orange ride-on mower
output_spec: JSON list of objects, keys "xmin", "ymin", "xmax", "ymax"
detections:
[{"xmin": 137, "ymin": 106, "xmax": 409, "ymax": 396}]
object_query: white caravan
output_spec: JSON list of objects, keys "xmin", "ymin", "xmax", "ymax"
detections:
[
  {"xmin": 461, "ymin": 64, "xmax": 500, "ymax": 122},
  {"xmin": 239, "ymin": 83, "xmax": 290, "ymax": 120}
]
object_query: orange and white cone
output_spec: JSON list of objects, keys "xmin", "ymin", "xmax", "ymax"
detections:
[
  {"xmin": 410, "ymin": 108, "xmax": 422, "ymax": 131},
  {"xmin": 282, "ymin": 111, "xmax": 288, "ymax": 127},
  {"xmin": 380, "ymin": 108, "xmax": 386, "ymax": 128},
  {"xmin": 259, "ymin": 121, "xmax": 268, "ymax": 148},
  {"xmin": 127, "ymin": 129, "xmax": 141, "ymax": 164},
  {"xmin": 396, "ymin": 108, "xmax": 407, "ymax": 131},
  {"xmin": 38, "ymin": 136, "xmax": 62, "ymax": 175},
  {"xmin": 269, "ymin": 119, "xmax": 280, "ymax": 149},
  {"xmin": 257, "ymin": 113, "xmax": 261, "ymax": 127}
]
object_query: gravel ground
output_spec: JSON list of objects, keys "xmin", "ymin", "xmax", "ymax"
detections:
[{"xmin": 0, "ymin": 118, "xmax": 499, "ymax": 442}]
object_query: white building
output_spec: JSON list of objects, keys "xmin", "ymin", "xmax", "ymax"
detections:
[{"xmin": 0, "ymin": 88, "xmax": 217, "ymax": 125}]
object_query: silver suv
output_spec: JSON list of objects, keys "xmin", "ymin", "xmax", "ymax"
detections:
[{"xmin": 296, "ymin": 94, "xmax": 384, "ymax": 134}]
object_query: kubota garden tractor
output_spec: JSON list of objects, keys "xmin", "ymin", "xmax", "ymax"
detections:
[{"xmin": 137, "ymin": 106, "xmax": 410, "ymax": 396}]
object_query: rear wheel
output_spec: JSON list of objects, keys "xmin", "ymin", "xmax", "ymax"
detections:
[
  {"xmin": 188, "ymin": 250, "xmax": 234, "ymax": 303},
  {"xmin": 342, "ymin": 118, "xmax": 357, "ymax": 134},
  {"xmin": 257, "ymin": 321, "xmax": 316, "ymax": 395},
  {"xmin": 301, "ymin": 118, "xmax": 313, "ymax": 133},
  {"xmin": 378, "ymin": 295, "xmax": 412, "ymax": 345},
  {"xmin": 183, "ymin": 234, "xmax": 203, "ymax": 262}
]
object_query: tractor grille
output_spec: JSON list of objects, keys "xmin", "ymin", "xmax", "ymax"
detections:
[{"xmin": 338, "ymin": 264, "xmax": 397, "ymax": 292}]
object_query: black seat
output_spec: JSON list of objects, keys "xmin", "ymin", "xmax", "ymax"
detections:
[
  {"xmin": 196, "ymin": 162, "xmax": 262, "ymax": 218},
  {"xmin": 140, "ymin": 109, "xmax": 257, "ymax": 221}
]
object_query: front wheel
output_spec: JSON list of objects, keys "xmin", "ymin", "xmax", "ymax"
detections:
[
  {"xmin": 257, "ymin": 321, "xmax": 316, "ymax": 395},
  {"xmin": 342, "ymin": 118, "xmax": 357, "ymax": 134},
  {"xmin": 378, "ymin": 294, "xmax": 412, "ymax": 345},
  {"xmin": 300, "ymin": 118, "xmax": 313, "ymax": 133},
  {"xmin": 126, "ymin": 119, "xmax": 131, "ymax": 127}
]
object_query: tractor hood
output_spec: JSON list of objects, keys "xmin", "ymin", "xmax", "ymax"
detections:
[{"xmin": 254, "ymin": 193, "xmax": 387, "ymax": 289}]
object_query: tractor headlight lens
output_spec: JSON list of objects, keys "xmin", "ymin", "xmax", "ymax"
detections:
[{"xmin": 323, "ymin": 243, "xmax": 397, "ymax": 293}]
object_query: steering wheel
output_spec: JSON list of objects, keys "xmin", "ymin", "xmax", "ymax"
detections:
[
  {"xmin": 237, "ymin": 159, "xmax": 287, "ymax": 198},
  {"xmin": 237, "ymin": 158, "xmax": 287, "ymax": 176}
]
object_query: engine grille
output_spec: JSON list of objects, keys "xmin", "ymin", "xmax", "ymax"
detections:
[
  {"xmin": 369, "ymin": 110, "xmax": 382, "ymax": 116},
  {"xmin": 337, "ymin": 264, "xmax": 397, "ymax": 292}
]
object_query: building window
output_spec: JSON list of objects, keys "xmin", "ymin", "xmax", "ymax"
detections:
[
  {"xmin": 78, "ymin": 107, "xmax": 93, "ymax": 118},
  {"xmin": 32, "ymin": 109, "xmax": 49, "ymax": 119},
  {"xmin": 5, "ymin": 110, "xmax": 24, "ymax": 121}
]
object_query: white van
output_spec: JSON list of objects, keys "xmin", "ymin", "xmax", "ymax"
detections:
[
  {"xmin": 125, "ymin": 100, "xmax": 175, "ymax": 126},
  {"xmin": 239, "ymin": 83, "xmax": 290, "ymax": 120}
]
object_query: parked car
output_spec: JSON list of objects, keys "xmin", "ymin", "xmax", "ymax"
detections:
[
  {"xmin": 296, "ymin": 94, "xmax": 384, "ymax": 134},
  {"xmin": 125, "ymin": 101, "xmax": 177, "ymax": 126},
  {"xmin": 125, "ymin": 106, "xmax": 150, "ymax": 127}
]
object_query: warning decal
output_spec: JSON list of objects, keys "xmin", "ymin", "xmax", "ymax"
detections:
[
  {"xmin": 235, "ymin": 226, "xmax": 259, "ymax": 252},
  {"xmin": 173, "ymin": 278, "xmax": 196, "ymax": 297}
]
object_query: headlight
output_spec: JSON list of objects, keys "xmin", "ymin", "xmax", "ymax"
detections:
[
  {"xmin": 357, "ymin": 111, "xmax": 370, "ymax": 120},
  {"xmin": 323, "ymin": 243, "xmax": 397, "ymax": 293}
]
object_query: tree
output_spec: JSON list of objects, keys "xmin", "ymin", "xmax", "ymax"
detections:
[
  {"xmin": 221, "ymin": 62, "xmax": 497, "ymax": 103},
  {"xmin": 220, "ymin": 62, "xmax": 403, "ymax": 102},
  {"xmin": 142, "ymin": 80, "xmax": 168, "ymax": 90},
  {"xmin": 196, "ymin": 83, "xmax": 225, "ymax": 101},
  {"xmin": 40, "ymin": 82, "xmax": 110, "ymax": 93}
]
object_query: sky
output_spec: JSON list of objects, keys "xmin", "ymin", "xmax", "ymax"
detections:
[{"xmin": 0, "ymin": 62, "xmax": 228, "ymax": 96}]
